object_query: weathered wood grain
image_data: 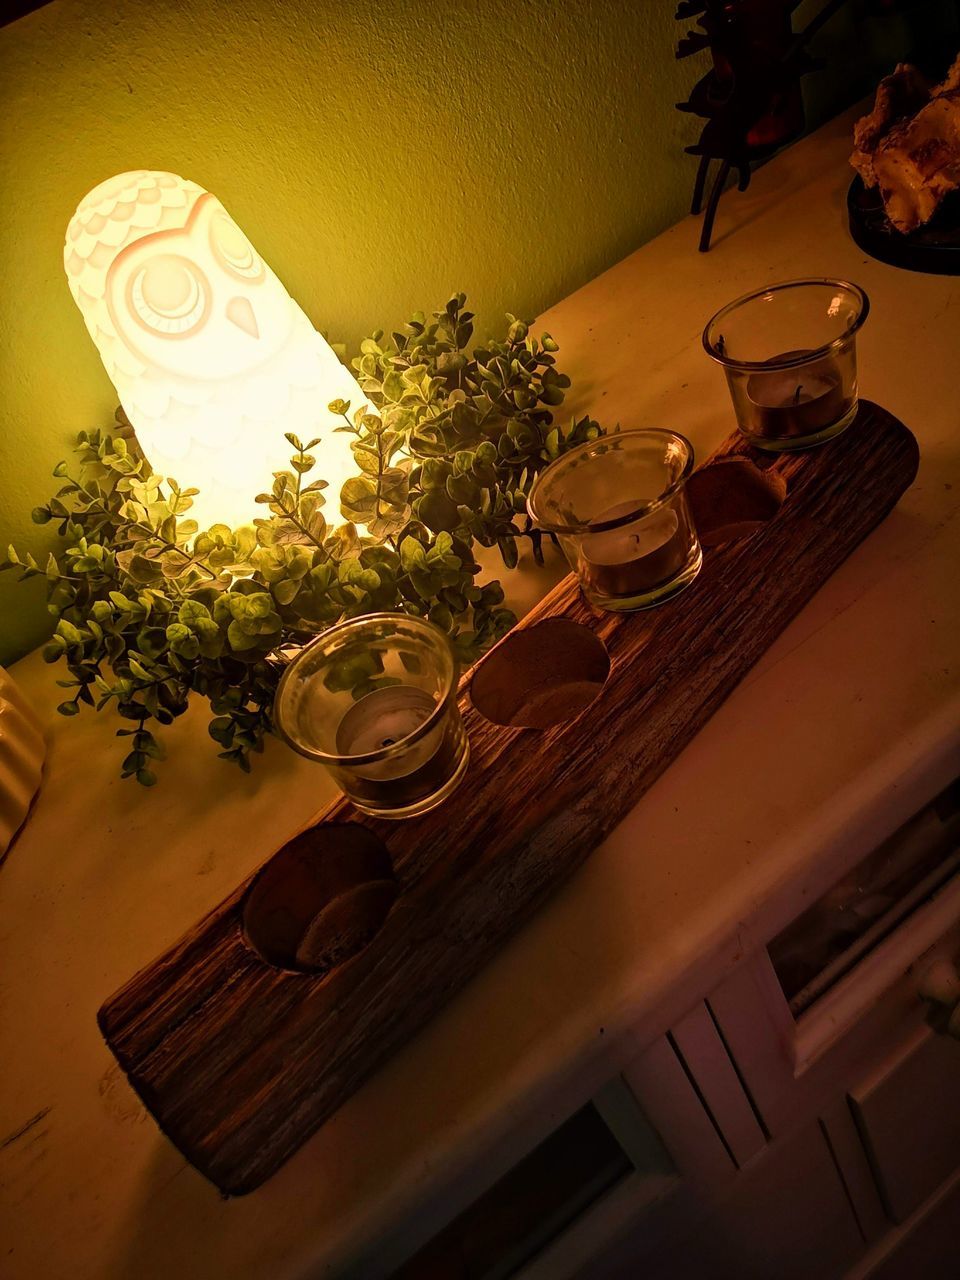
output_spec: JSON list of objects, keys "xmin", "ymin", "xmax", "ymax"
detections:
[{"xmin": 98, "ymin": 402, "xmax": 919, "ymax": 1194}]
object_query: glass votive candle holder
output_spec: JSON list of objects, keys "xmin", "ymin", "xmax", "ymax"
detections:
[
  {"xmin": 703, "ymin": 278, "xmax": 869, "ymax": 452},
  {"xmin": 527, "ymin": 429, "xmax": 702, "ymax": 612},
  {"xmin": 274, "ymin": 613, "xmax": 469, "ymax": 819}
]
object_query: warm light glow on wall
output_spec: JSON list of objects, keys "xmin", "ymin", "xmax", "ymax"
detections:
[{"xmin": 64, "ymin": 170, "xmax": 369, "ymax": 531}]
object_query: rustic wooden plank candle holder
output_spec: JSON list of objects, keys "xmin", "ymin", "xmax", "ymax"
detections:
[{"xmin": 98, "ymin": 401, "xmax": 918, "ymax": 1194}]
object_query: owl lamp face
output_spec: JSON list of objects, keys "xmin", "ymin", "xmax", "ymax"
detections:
[{"xmin": 64, "ymin": 170, "xmax": 368, "ymax": 532}]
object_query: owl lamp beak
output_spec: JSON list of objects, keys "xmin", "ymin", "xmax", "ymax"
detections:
[
  {"xmin": 64, "ymin": 170, "xmax": 371, "ymax": 533},
  {"xmin": 226, "ymin": 296, "xmax": 260, "ymax": 340}
]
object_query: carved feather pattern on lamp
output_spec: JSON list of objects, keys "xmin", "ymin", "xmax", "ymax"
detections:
[{"xmin": 64, "ymin": 170, "xmax": 369, "ymax": 531}]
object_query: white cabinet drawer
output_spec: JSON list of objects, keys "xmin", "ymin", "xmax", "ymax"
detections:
[
  {"xmin": 705, "ymin": 780, "xmax": 960, "ymax": 1271},
  {"xmin": 708, "ymin": 776, "xmax": 960, "ymax": 1136},
  {"xmin": 850, "ymin": 1024, "xmax": 960, "ymax": 1223}
]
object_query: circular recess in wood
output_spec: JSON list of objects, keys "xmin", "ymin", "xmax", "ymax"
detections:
[
  {"xmin": 686, "ymin": 457, "xmax": 787, "ymax": 548},
  {"xmin": 470, "ymin": 618, "xmax": 610, "ymax": 729},
  {"xmin": 241, "ymin": 823, "xmax": 397, "ymax": 975}
]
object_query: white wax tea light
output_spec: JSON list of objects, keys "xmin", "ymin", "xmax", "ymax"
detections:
[
  {"xmin": 745, "ymin": 349, "xmax": 847, "ymax": 440},
  {"xmin": 335, "ymin": 685, "xmax": 443, "ymax": 781},
  {"xmin": 580, "ymin": 501, "xmax": 687, "ymax": 600}
]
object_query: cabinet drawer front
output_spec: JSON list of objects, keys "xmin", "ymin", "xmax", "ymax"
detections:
[
  {"xmin": 708, "ymin": 776, "xmax": 960, "ymax": 1140},
  {"xmin": 850, "ymin": 1025, "xmax": 960, "ymax": 1223},
  {"xmin": 769, "ymin": 778, "xmax": 960, "ymax": 1019}
]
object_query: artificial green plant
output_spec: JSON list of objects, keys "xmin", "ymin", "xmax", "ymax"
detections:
[{"xmin": 3, "ymin": 295, "xmax": 603, "ymax": 783}]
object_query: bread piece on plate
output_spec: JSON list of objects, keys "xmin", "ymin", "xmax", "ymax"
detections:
[
  {"xmin": 873, "ymin": 88, "xmax": 960, "ymax": 232},
  {"xmin": 851, "ymin": 63, "xmax": 931, "ymax": 187}
]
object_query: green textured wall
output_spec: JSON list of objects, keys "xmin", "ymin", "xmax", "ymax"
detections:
[{"xmin": 0, "ymin": 0, "xmax": 953, "ymax": 663}]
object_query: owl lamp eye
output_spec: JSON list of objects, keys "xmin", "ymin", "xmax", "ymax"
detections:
[
  {"xmin": 210, "ymin": 212, "xmax": 264, "ymax": 282},
  {"xmin": 64, "ymin": 171, "xmax": 370, "ymax": 533},
  {"xmin": 130, "ymin": 256, "xmax": 210, "ymax": 336}
]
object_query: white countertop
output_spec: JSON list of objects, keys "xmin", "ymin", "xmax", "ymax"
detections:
[{"xmin": 1, "ymin": 105, "xmax": 959, "ymax": 1280}]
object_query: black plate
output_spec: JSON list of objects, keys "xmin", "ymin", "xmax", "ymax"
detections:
[{"xmin": 847, "ymin": 175, "xmax": 960, "ymax": 275}]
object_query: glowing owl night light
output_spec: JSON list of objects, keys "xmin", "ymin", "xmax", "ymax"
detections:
[{"xmin": 64, "ymin": 170, "xmax": 369, "ymax": 531}]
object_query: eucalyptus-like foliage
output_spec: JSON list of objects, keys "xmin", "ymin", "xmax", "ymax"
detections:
[{"xmin": 3, "ymin": 296, "xmax": 603, "ymax": 783}]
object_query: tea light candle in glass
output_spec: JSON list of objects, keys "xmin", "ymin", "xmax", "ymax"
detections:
[
  {"xmin": 527, "ymin": 429, "xmax": 702, "ymax": 612},
  {"xmin": 274, "ymin": 614, "xmax": 469, "ymax": 818},
  {"xmin": 703, "ymin": 278, "xmax": 869, "ymax": 451}
]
